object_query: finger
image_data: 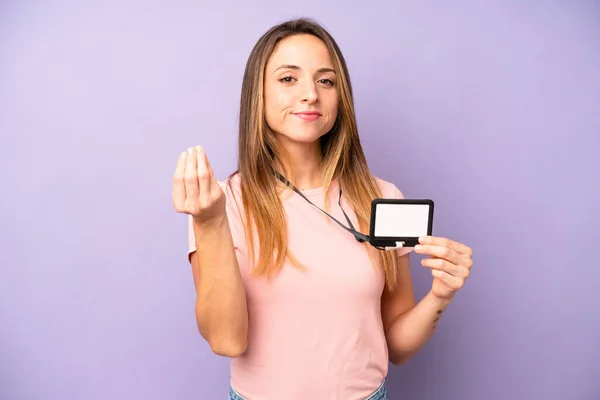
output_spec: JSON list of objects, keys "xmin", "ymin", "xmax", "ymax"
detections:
[
  {"xmin": 172, "ymin": 151, "xmax": 187, "ymax": 210},
  {"xmin": 414, "ymin": 244, "xmax": 462, "ymax": 265},
  {"xmin": 195, "ymin": 145, "xmax": 215, "ymax": 191},
  {"xmin": 198, "ymin": 145, "xmax": 214, "ymax": 173},
  {"xmin": 184, "ymin": 147, "xmax": 199, "ymax": 200},
  {"xmin": 422, "ymin": 258, "xmax": 469, "ymax": 279},
  {"xmin": 431, "ymin": 269, "xmax": 464, "ymax": 291},
  {"xmin": 419, "ymin": 236, "xmax": 472, "ymax": 257},
  {"xmin": 205, "ymin": 151, "xmax": 221, "ymax": 191},
  {"xmin": 196, "ymin": 146, "xmax": 216, "ymax": 199}
]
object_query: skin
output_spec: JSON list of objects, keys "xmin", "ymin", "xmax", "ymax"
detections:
[
  {"xmin": 173, "ymin": 146, "xmax": 249, "ymax": 357},
  {"xmin": 263, "ymin": 34, "xmax": 338, "ymax": 190}
]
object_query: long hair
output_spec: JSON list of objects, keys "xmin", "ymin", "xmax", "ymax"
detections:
[{"xmin": 228, "ymin": 18, "xmax": 400, "ymax": 291}]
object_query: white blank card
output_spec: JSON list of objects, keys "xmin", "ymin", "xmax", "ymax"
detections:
[{"xmin": 373, "ymin": 203, "xmax": 431, "ymax": 237}]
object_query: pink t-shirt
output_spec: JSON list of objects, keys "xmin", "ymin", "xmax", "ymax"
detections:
[{"xmin": 188, "ymin": 174, "xmax": 412, "ymax": 400}]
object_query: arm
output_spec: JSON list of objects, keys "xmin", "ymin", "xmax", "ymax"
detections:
[
  {"xmin": 190, "ymin": 216, "xmax": 249, "ymax": 358},
  {"xmin": 382, "ymin": 236, "xmax": 473, "ymax": 365},
  {"xmin": 381, "ymin": 253, "xmax": 452, "ymax": 365},
  {"xmin": 173, "ymin": 145, "xmax": 248, "ymax": 358}
]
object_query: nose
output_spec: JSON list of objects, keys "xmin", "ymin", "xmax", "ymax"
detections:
[{"xmin": 300, "ymin": 81, "xmax": 318, "ymax": 104}]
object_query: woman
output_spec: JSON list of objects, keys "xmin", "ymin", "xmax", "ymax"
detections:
[{"xmin": 172, "ymin": 18, "xmax": 473, "ymax": 400}]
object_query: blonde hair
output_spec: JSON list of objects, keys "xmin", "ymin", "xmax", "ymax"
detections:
[{"xmin": 228, "ymin": 18, "xmax": 400, "ymax": 291}]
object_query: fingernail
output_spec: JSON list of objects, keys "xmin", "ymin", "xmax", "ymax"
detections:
[
  {"xmin": 415, "ymin": 245, "xmax": 422, "ymax": 251},
  {"xmin": 187, "ymin": 148, "xmax": 193, "ymax": 155}
]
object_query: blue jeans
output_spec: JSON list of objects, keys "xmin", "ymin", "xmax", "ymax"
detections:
[{"xmin": 228, "ymin": 380, "xmax": 388, "ymax": 400}]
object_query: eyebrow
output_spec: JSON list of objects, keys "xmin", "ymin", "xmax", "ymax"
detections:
[{"xmin": 274, "ymin": 64, "xmax": 336, "ymax": 74}]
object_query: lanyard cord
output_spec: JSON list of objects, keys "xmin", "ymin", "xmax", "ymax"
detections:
[{"xmin": 273, "ymin": 170, "xmax": 381, "ymax": 246}]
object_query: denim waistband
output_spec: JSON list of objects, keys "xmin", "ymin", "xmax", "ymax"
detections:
[{"xmin": 228, "ymin": 380, "xmax": 387, "ymax": 400}]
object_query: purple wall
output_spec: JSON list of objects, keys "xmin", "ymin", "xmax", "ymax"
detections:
[{"xmin": 1, "ymin": 1, "xmax": 598, "ymax": 399}]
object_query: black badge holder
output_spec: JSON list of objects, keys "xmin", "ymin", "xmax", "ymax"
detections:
[{"xmin": 368, "ymin": 199, "xmax": 434, "ymax": 249}]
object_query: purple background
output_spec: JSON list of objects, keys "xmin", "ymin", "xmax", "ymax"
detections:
[{"xmin": 1, "ymin": 1, "xmax": 599, "ymax": 399}]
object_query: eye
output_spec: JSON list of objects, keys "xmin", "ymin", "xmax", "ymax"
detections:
[
  {"xmin": 319, "ymin": 78, "xmax": 335, "ymax": 87},
  {"xmin": 278, "ymin": 75, "xmax": 295, "ymax": 84}
]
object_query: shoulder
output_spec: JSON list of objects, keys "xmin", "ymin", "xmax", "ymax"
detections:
[
  {"xmin": 216, "ymin": 172, "xmax": 246, "ymax": 222},
  {"xmin": 373, "ymin": 176, "xmax": 406, "ymax": 200},
  {"xmin": 216, "ymin": 172, "xmax": 243, "ymax": 203},
  {"xmin": 218, "ymin": 172, "xmax": 241, "ymax": 191}
]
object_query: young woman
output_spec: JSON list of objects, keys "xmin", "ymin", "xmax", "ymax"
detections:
[{"xmin": 172, "ymin": 18, "xmax": 473, "ymax": 400}]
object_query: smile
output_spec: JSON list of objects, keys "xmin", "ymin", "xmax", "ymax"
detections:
[{"xmin": 293, "ymin": 112, "xmax": 322, "ymax": 121}]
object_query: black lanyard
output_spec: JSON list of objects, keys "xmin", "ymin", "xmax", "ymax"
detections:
[{"xmin": 274, "ymin": 171, "xmax": 386, "ymax": 250}]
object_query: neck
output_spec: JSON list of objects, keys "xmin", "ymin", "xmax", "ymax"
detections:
[{"xmin": 276, "ymin": 138, "xmax": 323, "ymax": 191}]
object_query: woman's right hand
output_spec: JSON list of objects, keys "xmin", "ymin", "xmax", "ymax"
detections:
[{"xmin": 172, "ymin": 146, "xmax": 226, "ymax": 225}]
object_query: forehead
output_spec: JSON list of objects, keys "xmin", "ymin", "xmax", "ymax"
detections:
[{"xmin": 266, "ymin": 34, "xmax": 333, "ymax": 70}]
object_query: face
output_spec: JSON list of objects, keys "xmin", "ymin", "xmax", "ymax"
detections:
[{"xmin": 263, "ymin": 34, "xmax": 339, "ymax": 147}]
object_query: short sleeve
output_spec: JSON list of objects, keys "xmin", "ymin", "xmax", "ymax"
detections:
[{"xmin": 187, "ymin": 177, "xmax": 249, "ymax": 273}]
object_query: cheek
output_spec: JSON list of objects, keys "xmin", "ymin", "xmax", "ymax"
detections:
[
  {"xmin": 266, "ymin": 92, "xmax": 291, "ymax": 116},
  {"xmin": 264, "ymin": 94, "xmax": 278, "ymax": 120},
  {"xmin": 276, "ymin": 91, "xmax": 294, "ymax": 109},
  {"xmin": 327, "ymin": 97, "xmax": 339, "ymax": 121}
]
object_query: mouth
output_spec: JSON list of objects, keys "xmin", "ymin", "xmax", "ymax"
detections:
[{"xmin": 293, "ymin": 111, "xmax": 322, "ymax": 121}]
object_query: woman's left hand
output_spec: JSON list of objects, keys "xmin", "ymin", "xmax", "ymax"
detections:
[{"xmin": 414, "ymin": 236, "xmax": 473, "ymax": 301}]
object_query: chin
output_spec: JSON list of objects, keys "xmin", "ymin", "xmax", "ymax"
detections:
[
  {"xmin": 276, "ymin": 125, "xmax": 331, "ymax": 143},
  {"xmin": 279, "ymin": 131, "xmax": 328, "ymax": 144}
]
